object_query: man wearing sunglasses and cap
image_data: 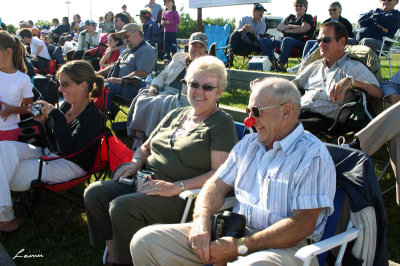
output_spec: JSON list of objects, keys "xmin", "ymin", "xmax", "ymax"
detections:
[
  {"xmin": 227, "ymin": 3, "xmax": 266, "ymax": 65},
  {"xmin": 131, "ymin": 77, "xmax": 336, "ymax": 266},
  {"xmin": 97, "ymin": 23, "xmax": 157, "ymax": 110},
  {"xmin": 292, "ymin": 21, "xmax": 381, "ymax": 135}
]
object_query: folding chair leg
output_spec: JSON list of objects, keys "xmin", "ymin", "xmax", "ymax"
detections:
[
  {"xmin": 24, "ymin": 191, "xmax": 43, "ymax": 238},
  {"xmin": 55, "ymin": 197, "xmax": 84, "ymax": 234}
]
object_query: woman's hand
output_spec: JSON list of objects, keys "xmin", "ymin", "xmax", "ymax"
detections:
[
  {"xmin": 0, "ymin": 102, "xmax": 14, "ymax": 121},
  {"xmin": 106, "ymin": 77, "xmax": 123, "ymax": 84},
  {"xmin": 112, "ymin": 161, "xmax": 141, "ymax": 181},
  {"xmin": 28, "ymin": 101, "xmax": 56, "ymax": 123},
  {"xmin": 139, "ymin": 176, "xmax": 180, "ymax": 197}
]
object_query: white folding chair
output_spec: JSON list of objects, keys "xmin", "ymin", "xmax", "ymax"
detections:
[{"xmin": 378, "ymin": 29, "xmax": 400, "ymax": 77}]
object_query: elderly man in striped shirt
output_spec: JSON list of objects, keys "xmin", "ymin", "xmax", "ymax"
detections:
[
  {"xmin": 130, "ymin": 77, "xmax": 336, "ymax": 266},
  {"xmin": 292, "ymin": 21, "xmax": 381, "ymax": 135}
]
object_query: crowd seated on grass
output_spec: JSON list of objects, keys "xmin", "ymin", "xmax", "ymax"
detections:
[
  {"xmin": 84, "ymin": 56, "xmax": 238, "ymax": 265},
  {"xmin": 292, "ymin": 21, "xmax": 381, "ymax": 135},
  {"xmin": 126, "ymin": 32, "xmax": 208, "ymax": 151},
  {"xmin": 96, "ymin": 23, "xmax": 157, "ymax": 110}
]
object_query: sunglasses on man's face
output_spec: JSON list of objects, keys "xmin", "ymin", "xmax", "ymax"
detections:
[
  {"xmin": 328, "ymin": 8, "xmax": 337, "ymax": 11},
  {"xmin": 295, "ymin": 4, "xmax": 304, "ymax": 7},
  {"xmin": 188, "ymin": 81, "xmax": 218, "ymax": 91},
  {"xmin": 316, "ymin": 36, "xmax": 335, "ymax": 44},
  {"xmin": 246, "ymin": 104, "xmax": 284, "ymax": 117}
]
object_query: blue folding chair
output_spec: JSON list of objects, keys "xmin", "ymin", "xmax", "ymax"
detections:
[{"xmin": 204, "ymin": 24, "xmax": 231, "ymax": 63}]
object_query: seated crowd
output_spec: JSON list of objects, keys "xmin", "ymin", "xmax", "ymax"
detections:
[{"xmin": 0, "ymin": 0, "xmax": 400, "ymax": 265}]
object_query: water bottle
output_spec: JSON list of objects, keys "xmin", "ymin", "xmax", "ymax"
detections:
[{"xmin": 145, "ymin": 74, "xmax": 153, "ymax": 87}]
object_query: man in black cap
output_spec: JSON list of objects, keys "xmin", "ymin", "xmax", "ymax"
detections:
[{"xmin": 228, "ymin": 3, "xmax": 267, "ymax": 65}]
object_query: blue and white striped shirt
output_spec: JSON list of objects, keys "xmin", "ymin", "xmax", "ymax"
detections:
[{"xmin": 216, "ymin": 123, "xmax": 336, "ymax": 241}]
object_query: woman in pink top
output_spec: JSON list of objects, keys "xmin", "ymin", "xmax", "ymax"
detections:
[{"xmin": 161, "ymin": 0, "xmax": 180, "ymax": 63}]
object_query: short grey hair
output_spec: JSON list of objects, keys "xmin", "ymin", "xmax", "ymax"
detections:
[{"xmin": 254, "ymin": 77, "xmax": 301, "ymax": 114}]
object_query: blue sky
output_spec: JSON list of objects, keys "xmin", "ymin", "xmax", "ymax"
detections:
[{"xmin": 1, "ymin": 0, "xmax": 383, "ymax": 27}]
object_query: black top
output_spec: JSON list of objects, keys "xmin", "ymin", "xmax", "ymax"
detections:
[
  {"xmin": 47, "ymin": 101, "xmax": 103, "ymax": 171},
  {"xmin": 323, "ymin": 16, "xmax": 354, "ymax": 38},
  {"xmin": 283, "ymin": 13, "xmax": 314, "ymax": 40}
]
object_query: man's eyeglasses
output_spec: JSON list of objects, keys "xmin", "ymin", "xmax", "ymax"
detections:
[
  {"xmin": 188, "ymin": 81, "xmax": 218, "ymax": 91},
  {"xmin": 316, "ymin": 36, "xmax": 335, "ymax": 44},
  {"xmin": 246, "ymin": 104, "xmax": 285, "ymax": 117},
  {"xmin": 382, "ymin": 0, "xmax": 393, "ymax": 2},
  {"xmin": 328, "ymin": 8, "xmax": 337, "ymax": 11},
  {"xmin": 295, "ymin": 4, "xmax": 304, "ymax": 7}
]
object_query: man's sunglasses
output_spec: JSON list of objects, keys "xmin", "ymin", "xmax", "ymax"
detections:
[
  {"xmin": 246, "ymin": 103, "xmax": 285, "ymax": 117},
  {"xmin": 295, "ymin": 4, "xmax": 304, "ymax": 7},
  {"xmin": 328, "ymin": 8, "xmax": 337, "ymax": 11},
  {"xmin": 188, "ymin": 81, "xmax": 218, "ymax": 91},
  {"xmin": 316, "ymin": 36, "xmax": 335, "ymax": 44}
]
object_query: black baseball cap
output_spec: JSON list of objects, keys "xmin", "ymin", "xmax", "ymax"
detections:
[{"xmin": 254, "ymin": 3, "xmax": 267, "ymax": 11}]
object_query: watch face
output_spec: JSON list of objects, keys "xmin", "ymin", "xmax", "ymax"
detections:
[{"xmin": 238, "ymin": 245, "xmax": 248, "ymax": 255}]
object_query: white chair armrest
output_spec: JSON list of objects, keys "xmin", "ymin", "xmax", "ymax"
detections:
[
  {"xmin": 382, "ymin": 36, "xmax": 398, "ymax": 44},
  {"xmin": 179, "ymin": 189, "xmax": 201, "ymax": 200},
  {"xmin": 295, "ymin": 228, "xmax": 358, "ymax": 265}
]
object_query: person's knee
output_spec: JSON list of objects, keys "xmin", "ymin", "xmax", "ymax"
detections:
[
  {"xmin": 83, "ymin": 181, "xmax": 103, "ymax": 206},
  {"xmin": 109, "ymin": 195, "xmax": 136, "ymax": 223},
  {"xmin": 130, "ymin": 226, "xmax": 152, "ymax": 257}
]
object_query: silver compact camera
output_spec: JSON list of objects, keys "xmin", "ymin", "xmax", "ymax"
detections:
[
  {"xmin": 118, "ymin": 170, "xmax": 155, "ymax": 190},
  {"xmin": 31, "ymin": 103, "xmax": 43, "ymax": 118}
]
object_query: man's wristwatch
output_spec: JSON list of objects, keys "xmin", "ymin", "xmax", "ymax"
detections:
[
  {"xmin": 237, "ymin": 237, "xmax": 248, "ymax": 256},
  {"xmin": 347, "ymin": 76, "xmax": 355, "ymax": 86}
]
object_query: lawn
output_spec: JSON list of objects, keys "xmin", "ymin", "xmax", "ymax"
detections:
[{"xmin": 1, "ymin": 54, "xmax": 399, "ymax": 266}]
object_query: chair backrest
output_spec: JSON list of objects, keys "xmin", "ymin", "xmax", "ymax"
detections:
[
  {"xmin": 204, "ymin": 24, "xmax": 232, "ymax": 63},
  {"xmin": 234, "ymin": 122, "xmax": 254, "ymax": 140}
]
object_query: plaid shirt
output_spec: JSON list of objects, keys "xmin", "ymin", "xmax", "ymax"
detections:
[{"xmin": 293, "ymin": 54, "xmax": 380, "ymax": 119}]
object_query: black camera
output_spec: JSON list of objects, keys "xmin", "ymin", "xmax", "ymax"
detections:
[
  {"xmin": 211, "ymin": 211, "xmax": 246, "ymax": 241},
  {"xmin": 31, "ymin": 103, "xmax": 43, "ymax": 118}
]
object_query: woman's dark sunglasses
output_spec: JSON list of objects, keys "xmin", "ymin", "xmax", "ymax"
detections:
[
  {"xmin": 246, "ymin": 104, "xmax": 284, "ymax": 117},
  {"xmin": 328, "ymin": 8, "xmax": 337, "ymax": 11},
  {"xmin": 316, "ymin": 37, "xmax": 335, "ymax": 44},
  {"xmin": 188, "ymin": 81, "xmax": 218, "ymax": 91}
]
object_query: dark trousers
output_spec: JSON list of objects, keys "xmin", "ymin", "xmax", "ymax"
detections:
[
  {"xmin": 229, "ymin": 30, "xmax": 261, "ymax": 55},
  {"xmin": 31, "ymin": 57, "xmax": 50, "ymax": 71},
  {"xmin": 299, "ymin": 109, "xmax": 335, "ymax": 135},
  {"xmin": 163, "ymin": 31, "xmax": 177, "ymax": 60}
]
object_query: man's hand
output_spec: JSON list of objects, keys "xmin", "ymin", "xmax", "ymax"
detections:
[
  {"xmin": 189, "ymin": 216, "xmax": 212, "ymax": 263},
  {"xmin": 209, "ymin": 237, "xmax": 238, "ymax": 264},
  {"xmin": 329, "ymin": 77, "xmax": 352, "ymax": 103},
  {"xmin": 242, "ymin": 24, "xmax": 254, "ymax": 34},
  {"xmin": 148, "ymin": 86, "xmax": 159, "ymax": 96}
]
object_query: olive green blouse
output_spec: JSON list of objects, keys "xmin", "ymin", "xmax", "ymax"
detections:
[{"xmin": 146, "ymin": 107, "xmax": 238, "ymax": 182}]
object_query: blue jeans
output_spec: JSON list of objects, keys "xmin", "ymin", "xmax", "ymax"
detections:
[
  {"xmin": 106, "ymin": 82, "xmax": 139, "ymax": 109},
  {"xmin": 278, "ymin": 37, "xmax": 306, "ymax": 65},
  {"xmin": 301, "ymin": 40, "xmax": 318, "ymax": 60},
  {"xmin": 260, "ymin": 38, "xmax": 281, "ymax": 62},
  {"xmin": 163, "ymin": 32, "xmax": 177, "ymax": 60}
]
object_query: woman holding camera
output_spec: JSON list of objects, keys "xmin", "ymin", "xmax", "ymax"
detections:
[
  {"xmin": 84, "ymin": 56, "xmax": 238, "ymax": 265},
  {"xmin": 0, "ymin": 60, "xmax": 103, "ymax": 233}
]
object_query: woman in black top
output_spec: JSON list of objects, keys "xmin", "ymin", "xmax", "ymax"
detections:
[
  {"xmin": 260, "ymin": 0, "xmax": 314, "ymax": 72},
  {"xmin": 0, "ymin": 60, "xmax": 103, "ymax": 233}
]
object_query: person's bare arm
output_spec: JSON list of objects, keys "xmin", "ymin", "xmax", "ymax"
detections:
[
  {"xmin": 189, "ymin": 176, "xmax": 233, "ymax": 263},
  {"xmin": 387, "ymin": 94, "xmax": 400, "ymax": 104},
  {"xmin": 277, "ymin": 21, "xmax": 290, "ymax": 32},
  {"xmin": 141, "ymin": 150, "xmax": 230, "ymax": 197},
  {"xmin": 283, "ymin": 21, "xmax": 312, "ymax": 34},
  {"xmin": 96, "ymin": 64, "xmax": 113, "ymax": 77},
  {"xmin": 330, "ymin": 77, "xmax": 382, "ymax": 103},
  {"xmin": 207, "ymin": 208, "xmax": 323, "ymax": 264}
]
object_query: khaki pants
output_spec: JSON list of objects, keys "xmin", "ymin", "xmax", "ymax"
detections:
[
  {"xmin": 355, "ymin": 101, "xmax": 400, "ymax": 205},
  {"xmin": 131, "ymin": 223, "xmax": 318, "ymax": 266}
]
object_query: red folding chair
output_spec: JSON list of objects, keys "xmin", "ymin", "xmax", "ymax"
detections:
[
  {"xmin": 34, "ymin": 59, "xmax": 57, "ymax": 75},
  {"xmin": 26, "ymin": 133, "xmax": 109, "ymax": 236}
]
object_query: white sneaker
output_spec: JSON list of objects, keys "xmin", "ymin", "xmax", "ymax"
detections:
[{"xmin": 287, "ymin": 65, "xmax": 300, "ymax": 74}]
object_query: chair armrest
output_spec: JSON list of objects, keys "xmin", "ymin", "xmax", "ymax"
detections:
[
  {"xmin": 382, "ymin": 37, "xmax": 398, "ymax": 44},
  {"xmin": 179, "ymin": 189, "xmax": 201, "ymax": 200},
  {"xmin": 295, "ymin": 228, "xmax": 358, "ymax": 265}
]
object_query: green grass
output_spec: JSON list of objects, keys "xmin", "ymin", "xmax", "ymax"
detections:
[{"xmin": 1, "ymin": 54, "xmax": 399, "ymax": 265}]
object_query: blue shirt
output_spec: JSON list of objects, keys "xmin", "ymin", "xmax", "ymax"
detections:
[
  {"xmin": 143, "ymin": 19, "xmax": 162, "ymax": 47},
  {"xmin": 216, "ymin": 123, "xmax": 336, "ymax": 241},
  {"xmin": 356, "ymin": 8, "xmax": 400, "ymax": 41},
  {"xmin": 382, "ymin": 70, "xmax": 400, "ymax": 100},
  {"xmin": 237, "ymin": 16, "xmax": 266, "ymax": 42},
  {"xmin": 145, "ymin": 3, "xmax": 163, "ymax": 22}
]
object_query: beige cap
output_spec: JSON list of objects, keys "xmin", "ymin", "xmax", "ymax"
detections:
[{"xmin": 116, "ymin": 23, "xmax": 143, "ymax": 38}]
